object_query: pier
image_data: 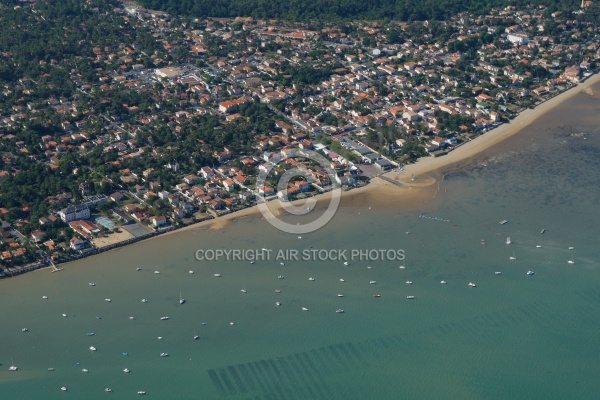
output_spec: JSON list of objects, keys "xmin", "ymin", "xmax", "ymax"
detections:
[{"xmin": 378, "ymin": 175, "xmax": 407, "ymax": 188}]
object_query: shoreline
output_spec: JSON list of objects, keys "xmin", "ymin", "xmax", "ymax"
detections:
[
  {"xmin": 2, "ymin": 73, "xmax": 598, "ymax": 275},
  {"xmin": 392, "ymin": 73, "xmax": 600, "ymax": 186}
]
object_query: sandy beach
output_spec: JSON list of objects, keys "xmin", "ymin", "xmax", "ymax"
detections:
[
  {"xmin": 93, "ymin": 228, "xmax": 134, "ymax": 247},
  {"xmin": 120, "ymin": 73, "xmax": 600, "ymax": 240},
  {"xmin": 392, "ymin": 73, "xmax": 600, "ymax": 186}
]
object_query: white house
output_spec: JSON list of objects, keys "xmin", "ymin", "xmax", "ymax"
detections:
[
  {"xmin": 70, "ymin": 237, "xmax": 86, "ymax": 250},
  {"xmin": 59, "ymin": 205, "xmax": 90, "ymax": 222},
  {"xmin": 151, "ymin": 215, "xmax": 168, "ymax": 227}
]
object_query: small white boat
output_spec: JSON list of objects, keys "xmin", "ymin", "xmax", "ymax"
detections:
[
  {"xmin": 277, "ymin": 275, "xmax": 285, "ymax": 279},
  {"xmin": 61, "ymin": 387, "xmax": 67, "ymax": 391},
  {"xmin": 399, "ymin": 265, "xmax": 406, "ymax": 269},
  {"xmin": 568, "ymin": 256, "xmax": 575, "ymax": 265},
  {"xmin": 89, "ymin": 282, "xmax": 96, "ymax": 286},
  {"xmin": 213, "ymin": 273, "xmax": 221, "ymax": 277},
  {"xmin": 367, "ymin": 266, "xmax": 373, "ymax": 269},
  {"xmin": 280, "ymin": 262, "xmax": 285, "ymax": 266},
  {"xmin": 337, "ymin": 294, "xmax": 344, "ymax": 297},
  {"xmin": 298, "ymin": 236, "xmax": 302, "ymax": 239},
  {"xmin": 193, "ymin": 335, "xmax": 199, "ymax": 340},
  {"xmin": 229, "ymin": 322, "xmax": 235, "ymax": 325},
  {"xmin": 308, "ymin": 277, "xmax": 315, "ymax": 281},
  {"xmin": 250, "ymin": 261, "xmax": 255, "ymax": 264},
  {"xmin": 240, "ymin": 289, "xmax": 247, "ymax": 293},
  {"xmin": 301, "ymin": 307, "xmax": 309, "ymax": 311},
  {"xmin": 405, "ymin": 281, "xmax": 413, "ymax": 284},
  {"xmin": 89, "ymin": 346, "xmax": 97, "ymax": 351},
  {"xmin": 21, "ymin": 328, "xmax": 28, "ymax": 332},
  {"xmin": 495, "ymin": 271, "xmax": 503, "ymax": 275},
  {"xmin": 339, "ymin": 278, "xmax": 345, "ymax": 282},
  {"xmin": 343, "ymin": 261, "xmax": 349, "ymax": 266},
  {"xmin": 336, "ymin": 309, "xmax": 345, "ymax": 313},
  {"xmin": 527, "ymin": 271, "xmax": 535, "ymax": 275},
  {"xmin": 87, "ymin": 332, "xmax": 94, "ymax": 336},
  {"xmin": 82, "ymin": 368, "xmax": 89, "ymax": 373},
  {"xmin": 509, "ymin": 253, "xmax": 517, "ymax": 260},
  {"xmin": 105, "ymin": 388, "xmax": 112, "ymax": 392},
  {"xmin": 468, "ymin": 282, "xmax": 477, "ymax": 287},
  {"xmin": 129, "ymin": 316, "xmax": 135, "ymax": 320},
  {"xmin": 159, "ymin": 353, "xmax": 168, "ymax": 357},
  {"xmin": 104, "ymin": 298, "xmax": 112, "ymax": 302},
  {"xmin": 42, "ymin": 295, "xmax": 48, "ymax": 299},
  {"xmin": 406, "ymin": 296, "xmax": 415, "ymax": 299},
  {"xmin": 62, "ymin": 313, "xmax": 67, "ymax": 318},
  {"xmin": 9, "ymin": 366, "xmax": 18, "ymax": 371},
  {"xmin": 137, "ymin": 391, "xmax": 146, "ymax": 395},
  {"xmin": 179, "ymin": 295, "xmax": 186, "ymax": 305},
  {"xmin": 369, "ymin": 280, "xmax": 377, "ymax": 284},
  {"xmin": 48, "ymin": 368, "xmax": 55, "ymax": 371},
  {"xmin": 540, "ymin": 229, "xmax": 545, "ymax": 234},
  {"xmin": 188, "ymin": 270, "xmax": 194, "ymax": 274},
  {"xmin": 276, "ymin": 302, "xmax": 282, "ymax": 306},
  {"xmin": 440, "ymin": 280, "xmax": 447, "ymax": 284},
  {"xmin": 160, "ymin": 317, "xmax": 169, "ymax": 320},
  {"xmin": 141, "ymin": 299, "xmax": 148, "ymax": 303},
  {"xmin": 154, "ymin": 271, "xmax": 160, "ymax": 274},
  {"xmin": 568, "ymin": 246, "xmax": 575, "ymax": 250},
  {"xmin": 136, "ymin": 267, "xmax": 142, "ymax": 271},
  {"xmin": 506, "ymin": 236, "xmax": 512, "ymax": 245},
  {"xmin": 275, "ymin": 289, "xmax": 282, "ymax": 293},
  {"xmin": 536, "ymin": 245, "xmax": 542, "ymax": 248},
  {"xmin": 124, "ymin": 368, "xmax": 130, "ymax": 373},
  {"xmin": 158, "ymin": 336, "xmax": 163, "ymax": 340}
]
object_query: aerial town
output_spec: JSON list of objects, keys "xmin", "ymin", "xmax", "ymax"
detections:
[{"xmin": 0, "ymin": 0, "xmax": 598, "ymax": 275}]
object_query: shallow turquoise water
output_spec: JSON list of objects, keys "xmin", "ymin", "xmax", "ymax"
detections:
[{"xmin": 1, "ymin": 88, "xmax": 600, "ymax": 399}]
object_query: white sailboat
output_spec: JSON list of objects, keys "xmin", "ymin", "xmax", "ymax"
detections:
[
  {"xmin": 509, "ymin": 252, "xmax": 517, "ymax": 260},
  {"xmin": 179, "ymin": 293, "xmax": 185, "ymax": 305},
  {"xmin": 568, "ymin": 256, "xmax": 575, "ymax": 265},
  {"xmin": 506, "ymin": 236, "xmax": 512, "ymax": 245}
]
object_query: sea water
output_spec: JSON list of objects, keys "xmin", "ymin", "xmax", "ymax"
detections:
[{"xmin": 1, "ymin": 87, "xmax": 599, "ymax": 399}]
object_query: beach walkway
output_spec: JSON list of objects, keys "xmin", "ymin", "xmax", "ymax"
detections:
[{"xmin": 379, "ymin": 175, "xmax": 408, "ymax": 188}]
